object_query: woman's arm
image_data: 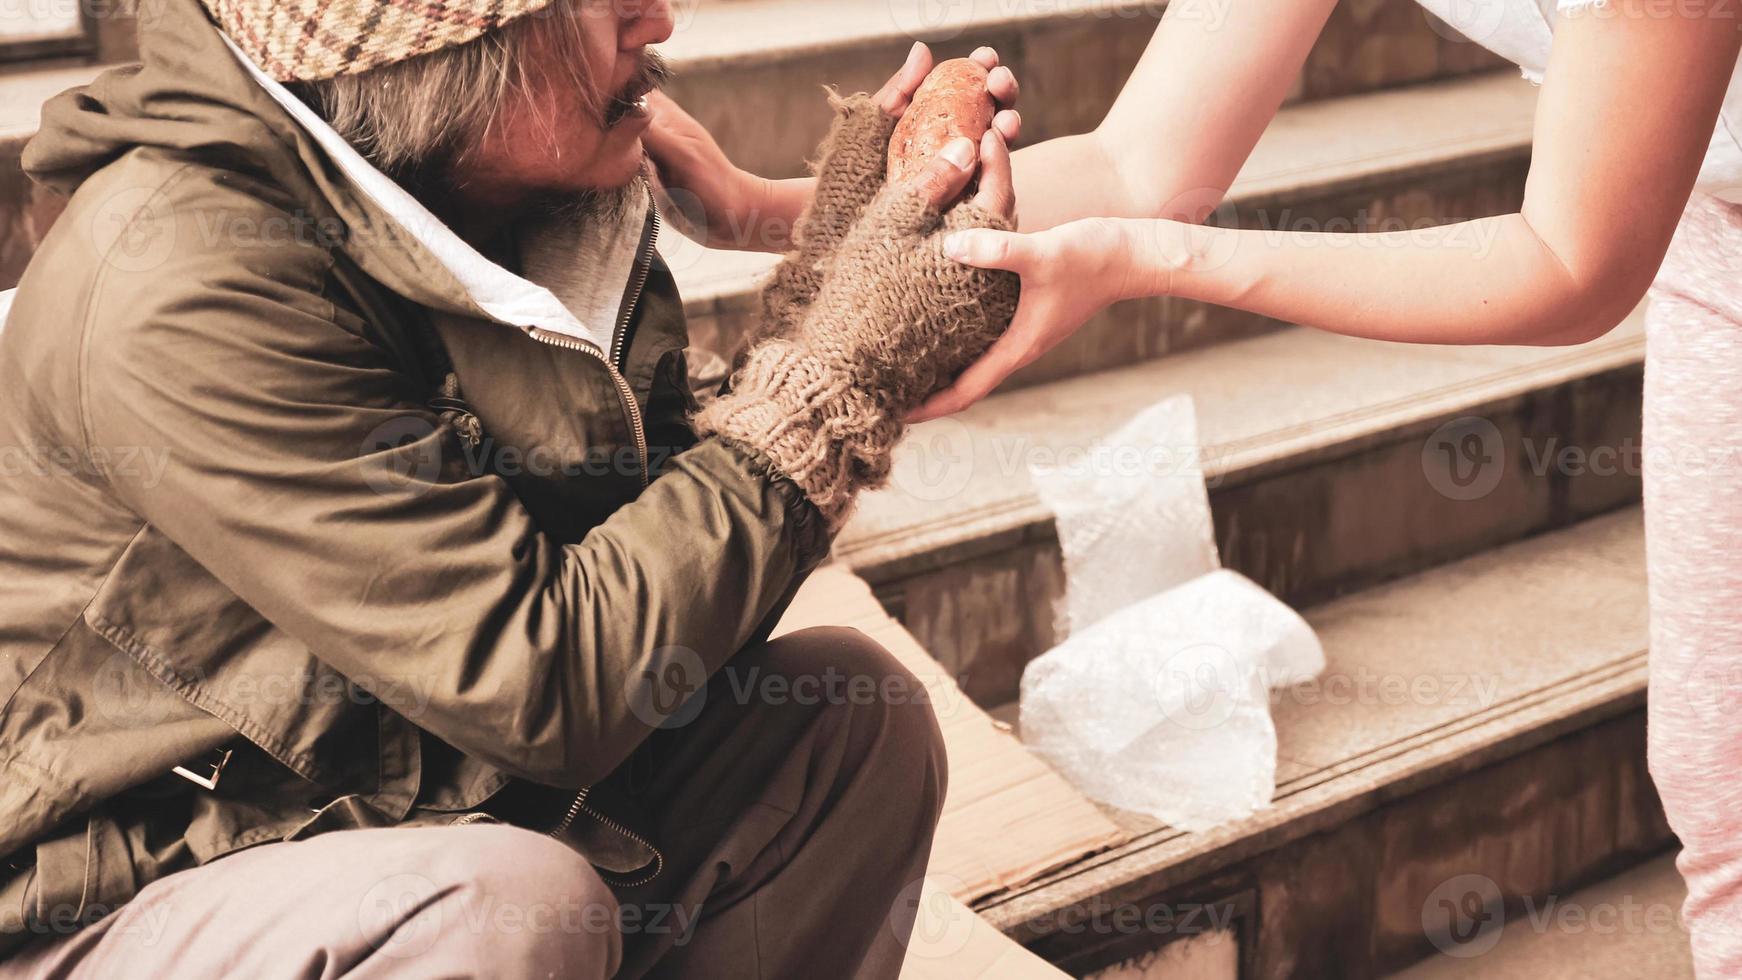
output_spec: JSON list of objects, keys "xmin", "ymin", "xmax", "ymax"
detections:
[
  {"xmin": 1135, "ymin": 0, "xmax": 1741, "ymax": 346},
  {"xmin": 1011, "ymin": 0, "xmax": 1338, "ymax": 230},
  {"xmin": 918, "ymin": 1, "xmax": 1742, "ymax": 419}
]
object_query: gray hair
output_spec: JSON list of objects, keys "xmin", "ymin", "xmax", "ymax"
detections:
[{"xmin": 288, "ymin": 3, "xmax": 602, "ymax": 181}]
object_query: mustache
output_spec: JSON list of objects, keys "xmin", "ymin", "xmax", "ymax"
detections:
[{"xmin": 604, "ymin": 50, "xmax": 673, "ymax": 126}]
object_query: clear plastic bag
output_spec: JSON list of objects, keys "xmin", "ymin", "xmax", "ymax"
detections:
[
  {"xmin": 1020, "ymin": 570, "xmax": 1322, "ymax": 831},
  {"xmin": 1020, "ymin": 396, "xmax": 1325, "ymax": 832},
  {"xmin": 1031, "ymin": 395, "xmax": 1219, "ymax": 637}
]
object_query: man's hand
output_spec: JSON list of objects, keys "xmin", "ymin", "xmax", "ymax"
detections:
[
  {"xmin": 695, "ymin": 124, "xmax": 1020, "ymax": 528},
  {"xmin": 906, "ymin": 127, "xmax": 1016, "ymax": 221},
  {"xmin": 645, "ymin": 43, "xmax": 1020, "ymax": 253}
]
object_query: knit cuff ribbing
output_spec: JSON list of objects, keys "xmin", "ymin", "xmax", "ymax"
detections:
[{"xmin": 694, "ymin": 341, "xmax": 899, "ymax": 531}]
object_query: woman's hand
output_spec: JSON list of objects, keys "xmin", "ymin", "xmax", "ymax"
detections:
[
  {"xmin": 645, "ymin": 42, "xmax": 1021, "ymax": 252},
  {"xmin": 909, "ymin": 217, "xmax": 1171, "ymax": 421},
  {"xmin": 695, "ymin": 125, "xmax": 1019, "ymax": 527},
  {"xmin": 643, "ymin": 91, "xmax": 775, "ymax": 249}
]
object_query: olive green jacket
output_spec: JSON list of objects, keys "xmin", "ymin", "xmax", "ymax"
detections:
[{"xmin": 0, "ymin": 0, "xmax": 825, "ymax": 951}]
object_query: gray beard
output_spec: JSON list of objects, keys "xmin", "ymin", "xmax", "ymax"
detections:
[{"xmin": 527, "ymin": 163, "xmax": 650, "ymax": 227}]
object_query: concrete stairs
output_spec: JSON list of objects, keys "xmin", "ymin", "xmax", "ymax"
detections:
[
  {"xmin": 996, "ymin": 507, "xmax": 1665, "ymax": 976},
  {"xmin": 655, "ymin": 11, "xmax": 1666, "ymax": 977},
  {"xmin": 0, "ymin": 1, "xmax": 1676, "ymax": 974},
  {"xmin": 0, "ymin": 0, "xmax": 1509, "ymax": 291},
  {"xmin": 657, "ymin": 0, "xmax": 1505, "ymax": 180},
  {"xmin": 1390, "ymin": 852, "xmax": 1691, "ymax": 979},
  {"xmin": 837, "ymin": 315, "xmax": 1644, "ymax": 708},
  {"xmin": 645, "ymin": 12, "xmax": 1667, "ymax": 976}
]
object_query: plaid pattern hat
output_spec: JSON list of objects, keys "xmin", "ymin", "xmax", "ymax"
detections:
[{"xmin": 201, "ymin": 0, "xmax": 559, "ymax": 82}]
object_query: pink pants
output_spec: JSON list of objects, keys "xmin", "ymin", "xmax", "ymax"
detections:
[{"xmin": 1645, "ymin": 192, "xmax": 1742, "ymax": 978}]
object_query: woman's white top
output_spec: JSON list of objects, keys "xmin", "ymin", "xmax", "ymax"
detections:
[{"xmin": 1414, "ymin": 0, "xmax": 1742, "ymax": 202}]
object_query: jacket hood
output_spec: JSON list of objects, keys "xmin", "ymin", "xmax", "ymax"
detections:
[{"xmin": 21, "ymin": 0, "xmax": 633, "ymax": 351}]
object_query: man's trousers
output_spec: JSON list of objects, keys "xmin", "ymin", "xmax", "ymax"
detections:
[{"xmin": 1, "ymin": 626, "xmax": 948, "ymax": 979}]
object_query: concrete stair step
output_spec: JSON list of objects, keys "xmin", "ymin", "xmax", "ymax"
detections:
[
  {"xmin": 1389, "ymin": 852, "xmax": 1691, "ymax": 979},
  {"xmin": 659, "ymin": 0, "xmax": 1507, "ymax": 181},
  {"xmin": 836, "ymin": 309, "xmax": 1644, "ymax": 709},
  {"xmin": 986, "ymin": 507, "xmax": 1667, "ymax": 977},
  {"xmin": 666, "ymin": 70, "xmax": 1539, "ymax": 388},
  {"xmin": 0, "ymin": 0, "xmax": 1514, "ymax": 295}
]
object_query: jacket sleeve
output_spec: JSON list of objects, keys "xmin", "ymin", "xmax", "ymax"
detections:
[{"xmin": 81, "ymin": 245, "xmax": 829, "ymax": 789}]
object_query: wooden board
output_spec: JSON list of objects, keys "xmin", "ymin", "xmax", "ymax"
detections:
[{"xmin": 774, "ymin": 563, "xmax": 1127, "ymax": 903}]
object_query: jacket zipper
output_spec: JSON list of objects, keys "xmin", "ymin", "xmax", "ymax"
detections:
[
  {"xmin": 529, "ymin": 205, "xmax": 663, "ymax": 886},
  {"xmin": 526, "ymin": 206, "xmax": 659, "ymax": 490},
  {"xmin": 548, "ymin": 786, "xmax": 666, "ymax": 887},
  {"xmin": 529, "ymin": 326, "xmax": 649, "ymax": 489},
  {"xmin": 611, "ymin": 208, "xmax": 660, "ymax": 375}
]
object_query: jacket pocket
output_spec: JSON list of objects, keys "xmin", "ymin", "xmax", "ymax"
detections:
[
  {"xmin": 31, "ymin": 815, "xmax": 140, "ymax": 936},
  {"xmin": 83, "ymin": 525, "xmax": 418, "ymax": 819}
]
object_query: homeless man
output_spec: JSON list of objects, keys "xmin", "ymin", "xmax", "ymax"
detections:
[{"xmin": 0, "ymin": 0, "xmax": 1019, "ymax": 974}]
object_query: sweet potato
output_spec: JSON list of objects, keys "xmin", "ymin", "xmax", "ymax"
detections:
[{"xmin": 886, "ymin": 58, "xmax": 995, "ymax": 184}]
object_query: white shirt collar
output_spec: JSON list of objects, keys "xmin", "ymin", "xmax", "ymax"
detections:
[{"xmin": 219, "ymin": 32, "xmax": 634, "ymax": 353}]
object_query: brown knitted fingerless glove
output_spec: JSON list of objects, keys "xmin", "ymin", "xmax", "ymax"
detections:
[
  {"xmin": 696, "ymin": 183, "xmax": 1020, "ymax": 529},
  {"xmin": 751, "ymin": 91, "xmax": 896, "ymax": 350}
]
